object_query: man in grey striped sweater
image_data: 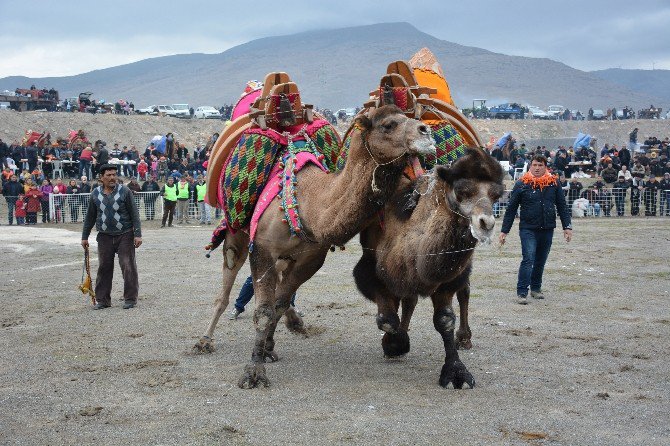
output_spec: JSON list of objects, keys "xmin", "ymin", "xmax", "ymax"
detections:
[{"xmin": 82, "ymin": 164, "xmax": 143, "ymax": 310}]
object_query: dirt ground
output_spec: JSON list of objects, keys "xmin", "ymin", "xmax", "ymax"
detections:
[{"xmin": 0, "ymin": 217, "xmax": 668, "ymax": 445}]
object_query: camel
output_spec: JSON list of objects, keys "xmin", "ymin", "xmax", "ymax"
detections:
[
  {"xmin": 195, "ymin": 105, "xmax": 436, "ymax": 389},
  {"xmin": 353, "ymin": 147, "xmax": 504, "ymax": 389}
]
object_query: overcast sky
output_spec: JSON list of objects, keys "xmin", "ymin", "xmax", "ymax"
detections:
[{"xmin": 1, "ymin": 0, "xmax": 668, "ymax": 78}]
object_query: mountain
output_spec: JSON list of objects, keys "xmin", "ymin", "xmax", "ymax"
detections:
[
  {"xmin": 590, "ymin": 68, "xmax": 670, "ymax": 107},
  {"xmin": 0, "ymin": 22, "xmax": 665, "ymax": 111}
]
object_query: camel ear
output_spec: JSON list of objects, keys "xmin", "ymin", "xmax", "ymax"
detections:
[
  {"xmin": 436, "ymin": 165, "xmax": 454, "ymax": 184},
  {"xmin": 354, "ymin": 115, "xmax": 372, "ymax": 132}
]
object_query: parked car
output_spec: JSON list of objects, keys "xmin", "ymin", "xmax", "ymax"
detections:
[
  {"xmin": 194, "ymin": 106, "xmax": 222, "ymax": 119},
  {"xmin": 591, "ymin": 109, "xmax": 606, "ymax": 120},
  {"xmin": 488, "ymin": 103, "xmax": 524, "ymax": 119},
  {"xmin": 136, "ymin": 105, "xmax": 156, "ymax": 115},
  {"xmin": 546, "ymin": 105, "xmax": 565, "ymax": 119},
  {"xmin": 171, "ymin": 104, "xmax": 191, "ymax": 119},
  {"xmin": 527, "ymin": 106, "xmax": 550, "ymax": 120}
]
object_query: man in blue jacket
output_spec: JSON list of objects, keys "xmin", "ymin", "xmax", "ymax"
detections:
[{"xmin": 499, "ymin": 155, "xmax": 572, "ymax": 304}]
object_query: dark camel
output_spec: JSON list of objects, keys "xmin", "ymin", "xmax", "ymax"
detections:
[{"xmin": 353, "ymin": 147, "xmax": 504, "ymax": 389}]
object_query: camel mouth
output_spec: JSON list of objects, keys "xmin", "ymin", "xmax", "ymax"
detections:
[
  {"xmin": 410, "ymin": 139, "xmax": 436, "ymax": 156},
  {"xmin": 470, "ymin": 225, "xmax": 492, "ymax": 245}
]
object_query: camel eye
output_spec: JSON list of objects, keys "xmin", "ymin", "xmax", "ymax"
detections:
[{"xmin": 382, "ymin": 120, "xmax": 398, "ymax": 131}]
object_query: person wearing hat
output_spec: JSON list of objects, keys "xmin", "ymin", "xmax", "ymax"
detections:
[
  {"xmin": 81, "ymin": 164, "xmax": 142, "ymax": 310},
  {"xmin": 659, "ymin": 172, "xmax": 670, "ymax": 216}
]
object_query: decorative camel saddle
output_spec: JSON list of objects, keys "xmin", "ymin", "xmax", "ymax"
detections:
[
  {"xmin": 338, "ymin": 47, "xmax": 482, "ymax": 173},
  {"xmin": 205, "ymin": 72, "xmax": 341, "ymax": 250}
]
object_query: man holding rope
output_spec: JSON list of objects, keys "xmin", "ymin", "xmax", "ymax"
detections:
[
  {"xmin": 81, "ymin": 164, "xmax": 143, "ymax": 310},
  {"xmin": 499, "ymin": 155, "xmax": 572, "ymax": 305}
]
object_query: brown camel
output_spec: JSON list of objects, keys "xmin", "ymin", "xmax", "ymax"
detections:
[
  {"xmin": 353, "ymin": 147, "xmax": 504, "ymax": 389},
  {"xmin": 195, "ymin": 106, "xmax": 435, "ymax": 385}
]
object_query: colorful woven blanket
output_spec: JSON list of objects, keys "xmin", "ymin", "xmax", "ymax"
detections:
[
  {"xmin": 222, "ymin": 131, "xmax": 283, "ymax": 230},
  {"xmin": 219, "ymin": 119, "xmax": 340, "ymax": 232}
]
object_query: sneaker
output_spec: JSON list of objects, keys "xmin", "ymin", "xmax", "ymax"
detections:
[
  {"xmin": 516, "ymin": 294, "xmax": 529, "ymax": 305},
  {"xmin": 228, "ymin": 308, "xmax": 242, "ymax": 320},
  {"xmin": 530, "ymin": 290, "xmax": 545, "ymax": 299},
  {"xmin": 123, "ymin": 302, "xmax": 136, "ymax": 309},
  {"xmin": 93, "ymin": 303, "xmax": 111, "ymax": 310}
]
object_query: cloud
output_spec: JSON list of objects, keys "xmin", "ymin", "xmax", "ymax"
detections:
[
  {"xmin": 0, "ymin": 35, "xmax": 243, "ymax": 78},
  {"xmin": 1, "ymin": 0, "xmax": 669, "ymax": 78}
]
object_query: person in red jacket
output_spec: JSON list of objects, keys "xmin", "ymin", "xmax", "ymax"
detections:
[
  {"xmin": 24, "ymin": 184, "xmax": 43, "ymax": 225},
  {"xmin": 14, "ymin": 193, "xmax": 27, "ymax": 225}
]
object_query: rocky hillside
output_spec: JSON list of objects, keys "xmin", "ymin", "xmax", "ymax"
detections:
[{"xmin": 1, "ymin": 109, "xmax": 667, "ymax": 151}]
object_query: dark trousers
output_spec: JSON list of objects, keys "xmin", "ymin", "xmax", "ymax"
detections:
[
  {"xmin": 517, "ymin": 229, "xmax": 554, "ymax": 296},
  {"xmin": 234, "ymin": 275, "xmax": 296, "ymax": 313},
  {"xmin": 26, "ymin": 212, "xmax": 37, "ymax": 224},
  {"xmin": 41, "ymin": 201, "xmax": 50, "ymax": 222},
  {"xmin": 6, "ymin": 200, "xmax": 16, "ymax": 224},
  {"xmin": 94, "ymin": 231, "xmax": 138, "ymax": 305},
  {"xmin": 614, "ymin": 196, "xmax": 625, "ymax": 216},
  {"xmin": 162, "ymin": 199, "xmax": 176, "ymax": 226}
]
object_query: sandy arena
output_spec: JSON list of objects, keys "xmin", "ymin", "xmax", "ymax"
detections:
[{"xmin": 0, "ymin": 218, "xmax": 668, "ymax": 445}]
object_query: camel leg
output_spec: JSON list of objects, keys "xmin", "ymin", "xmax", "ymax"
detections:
[
  {"xmin": 375, "ymin": 292, "xmax": 411, "ymax": 359},
  {"xmin": 432, "ymin": 290, "xmax": 475, "ymax": 389},
  {"xmin": 455, "ymin": 283, "xmax": 473, "ymax": 350},
  {"xmin": 193, "ymin": 232, "xmax": 249, "ymax": 353},
  {"xmin": 353, "ymin": 250, "xmax": 409, "ymax": 358},
  {"xmin": 399, "ymin": 295, "xmax": 418, "ymax": 332},
  {"xmin": 238, "ymin": 247, "xmax": 278, "ymax": 389}
]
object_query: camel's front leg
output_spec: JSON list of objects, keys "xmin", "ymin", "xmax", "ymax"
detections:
[
  {"xmin": 455, "ymin": 283, "xmax": 473, "ymax": 350},
  {"xmin": 431, "ymin": 290, "xmax": 475, "ymax": 389},
  {"xmin": 238, "ymin": 250, "xmax": 277, "ymax": 389},
  {"xmin": 354, "ymin": 252, "xmax": 409, "ymax": 358},
  {"xmin": 194, "ymin": 232, "xmax": 249, "ymax": 353}
]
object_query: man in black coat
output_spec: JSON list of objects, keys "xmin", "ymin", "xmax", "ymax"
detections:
[
  {"xmin": 2, "ymin": 174, "xmax": 23, "ymax": 224},
  {"xmin": 499, "ymin": 155, "xmax": 572, "ymax": 304}
]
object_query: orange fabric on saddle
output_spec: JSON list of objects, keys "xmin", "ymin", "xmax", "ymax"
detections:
[{"xmin": 412, "ymin": 68, "xmax": 455, "ymax": 106}]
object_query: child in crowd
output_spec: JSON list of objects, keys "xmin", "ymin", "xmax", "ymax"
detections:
[
  {"xmin": 15, "ymin": 193, "xmax": 26, "ymax": 225},
  {"xmin": 24, "ymin": 184, "xmax": 42, "ymax": 225},
  {"xmin": 150, "ymin": 155, "xmax": 158, "ymax": 178},
  {"xmin": 137, "ymin": 157, "xmax": 148, "ymax": 180}
]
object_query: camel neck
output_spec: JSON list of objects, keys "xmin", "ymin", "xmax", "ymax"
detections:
[{"xmin": 300, "ymin": 132, "xmax": 404, "ymax": 245}]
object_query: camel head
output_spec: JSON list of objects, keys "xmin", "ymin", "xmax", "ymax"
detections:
[
  {"xmin": 355, "ymin": 105, "xmax": 435, "ymax": 163},
  {"xmin": 436, "ymin": 148, "xmax": 505, "ymax": 244}
]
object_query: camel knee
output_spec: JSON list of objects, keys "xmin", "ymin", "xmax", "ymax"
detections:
[
  {"xmin": 253, "ymin": 304, "xmax": 275, "ymax": 331},
  {"xmin": 433, "ymin": 308, "xmax": 456, "ymax": 333},
  {"xmin": 376, "ymin": 312, "xmax": 400, "ymax": 333}
]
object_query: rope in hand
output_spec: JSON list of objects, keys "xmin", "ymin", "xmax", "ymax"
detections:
[{"xmin": 79, "ymin": 244, "xmax": 96, "ymax": 304}]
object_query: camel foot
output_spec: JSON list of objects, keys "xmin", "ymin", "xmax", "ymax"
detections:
[
  {"xmin": 439, "ymin": 360, "xmax": 475, "ymax": 389},
  {"xmin": 238, "ymin": 363, "xmax": 270, "ymax": 389},
  {"xmin": 263, "ymin": 350, "xmax": 280, "ymax": 363},
  {"xmin": 284, "ymin": 308, "xmax": 306, "ymax": 334},
  {"xmin": 456, "ymin": 330, "xmax": 472, "ymax": 350},
  {"xmin": 382, "ymin": 329, "xmax": 410, "ymax": 358},
  {"xmin": 192, "ymin": 336, "xmax": 215, "ymax": 353}
]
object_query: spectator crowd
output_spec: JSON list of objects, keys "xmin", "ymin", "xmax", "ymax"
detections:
[{"xmin": 1, "ymin": 130, "xmax": 220, "ymax": 226}]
